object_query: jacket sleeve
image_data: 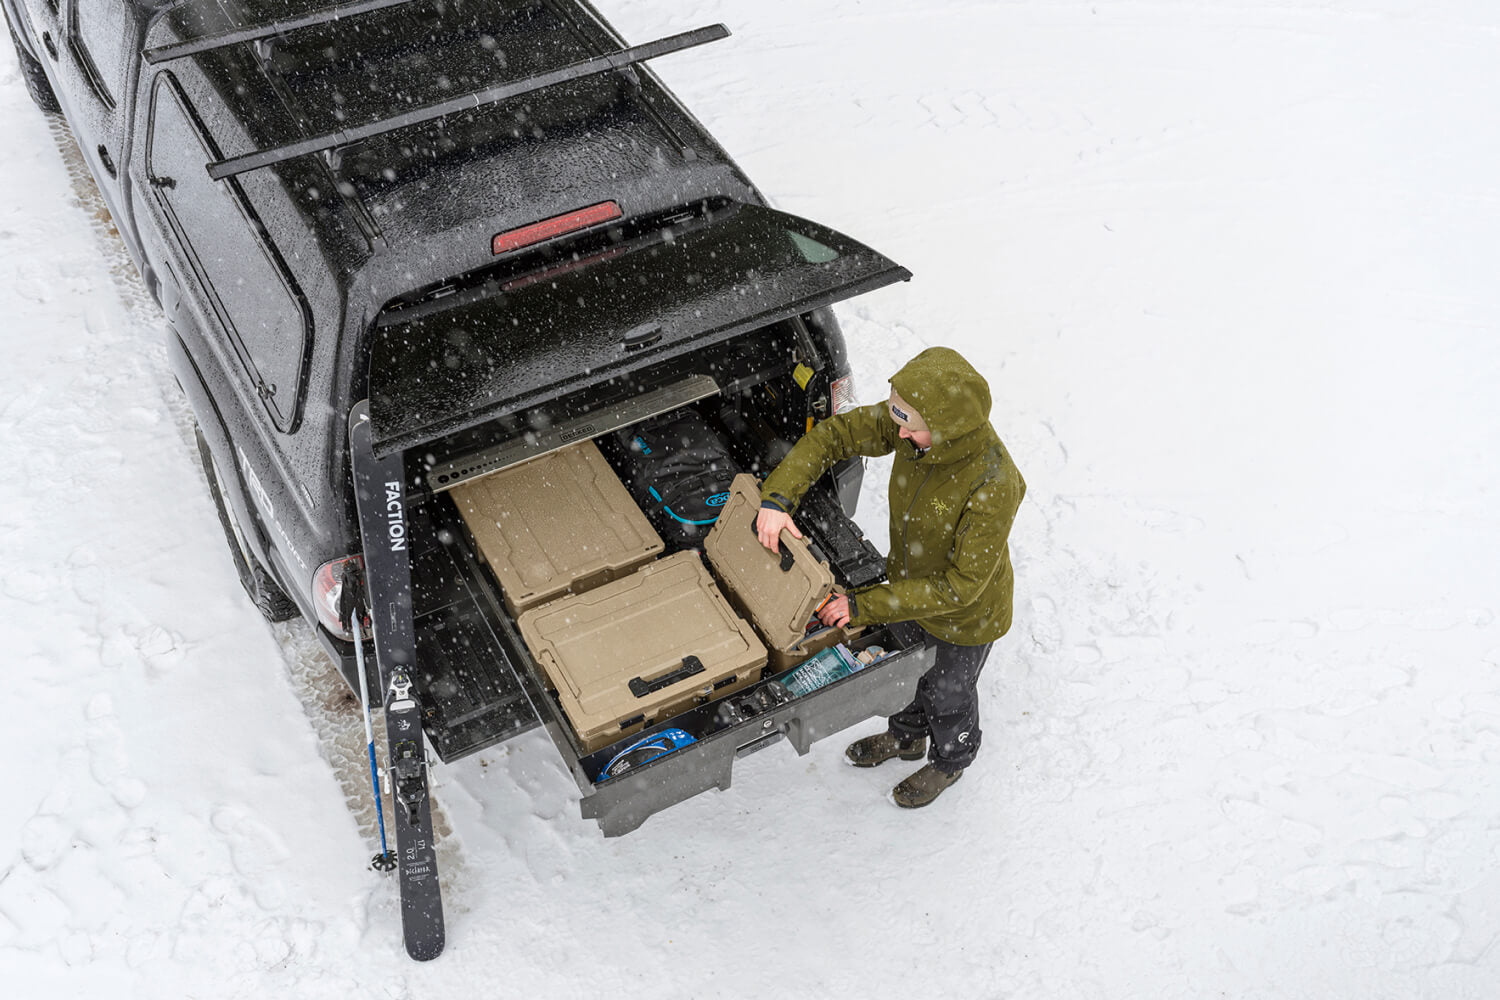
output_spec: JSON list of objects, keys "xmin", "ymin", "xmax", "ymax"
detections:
[
  {"xmin": 848, "ymin": 474, "xmax": 1021, "ymax": 627},
  {"xmin": 759, "ymin": 402, "xmax": 897, "ymax": 513}
]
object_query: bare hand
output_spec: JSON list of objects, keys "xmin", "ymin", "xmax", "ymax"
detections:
[
  {"xmin": 817, "ymin": 594, "xmax": 852, "ymax": 628},
  {"xmin": 755, "ymin": 507, "xmax": 803, "ymax": 551}
]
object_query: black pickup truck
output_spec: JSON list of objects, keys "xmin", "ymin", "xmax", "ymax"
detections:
[{"xmin": 6, "ymin": 0, "xmax": 932, "ymax": 844}]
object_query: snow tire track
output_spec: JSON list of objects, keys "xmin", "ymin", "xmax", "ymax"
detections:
[{"xmin": 273, "ymin": 622, "xmax": 465, "ymax": 907}]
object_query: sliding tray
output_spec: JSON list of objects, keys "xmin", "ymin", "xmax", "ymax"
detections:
[
  {"xmin": 426, "ymin": 492, "xmax": 934, "ymax": 836},
  {"xmin": 572, "ymin": 627, "xmax": 933, "ymax": 836}
]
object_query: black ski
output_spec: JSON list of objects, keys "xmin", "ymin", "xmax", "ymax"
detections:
[{"xmin": 348, "ymin": 401, "xmax": 445, "ymax": 962}]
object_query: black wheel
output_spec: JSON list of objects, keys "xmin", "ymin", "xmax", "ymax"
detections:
[
  {"xmin": 5, "ymin": 14, "xmax": 60, "ymax": 113},
  {"xmin": 195, "ymin": 427, "xmax": 300, "ymax": 623}
]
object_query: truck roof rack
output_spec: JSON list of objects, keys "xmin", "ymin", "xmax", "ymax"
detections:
[
  {"xmin": 204, "ymin": 23, "xmax": 729, "ymax": 181},
  {"xmin": 144, "ymin": 0, "xmax": 427, "ymax": 65}
]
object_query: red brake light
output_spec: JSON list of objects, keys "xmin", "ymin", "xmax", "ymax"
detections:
[{"xmin": 492, "ymin": 201, "xmax": 622, "ymax": 255}]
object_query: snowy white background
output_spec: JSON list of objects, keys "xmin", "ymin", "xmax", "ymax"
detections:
[{"xmin": 2, "ymin": 1, "xmax": 1498, "ymax": 997}]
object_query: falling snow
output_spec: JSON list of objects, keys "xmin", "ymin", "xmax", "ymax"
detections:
[{"xmin": 2, "ymin": 2, "xmax": 1498, "ymax": 998}]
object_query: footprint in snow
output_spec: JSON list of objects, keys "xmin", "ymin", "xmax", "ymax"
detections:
[
  {"xmin": 83, "ymin": 692, "xmax": 145, "ymax": 806},
  {"xmin": 1027, "ymin": 594, "xmax": 1063, "ymax": 654},
  {"xmin": 211, "ymin": 806, "xmax": 291, "ymax": 911},
  {"xmin": 20, "ymin": 813, "xmax": 70, "ymax": 872}
]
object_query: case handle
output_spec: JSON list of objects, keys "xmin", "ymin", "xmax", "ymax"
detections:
[
  {"xmin": 629, "ymin": 655, "xmax": 705, "ymax": 698},
  {"xmin": 748, "ymin": 520, "xmax": 796, "ymax": 572}
]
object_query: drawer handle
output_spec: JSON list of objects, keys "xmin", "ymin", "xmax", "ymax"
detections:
[
  {"xmin": 629, "ymin": 655, "xmax": 704, "ymax": 698},
  {"xmin": 735, "ymin": 730, "xmax": 783, "ymax": 758}
]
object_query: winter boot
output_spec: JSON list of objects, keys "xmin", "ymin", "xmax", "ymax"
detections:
[
  {"xmin": 892, "ymin": 764, "xmax": 964, "ymax": 808},
  {"xmin": 845, "ymin": 732, "xmax": 927, "ymax": 768}
]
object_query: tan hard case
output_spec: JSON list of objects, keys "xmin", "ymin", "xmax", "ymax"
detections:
[
  {"xmin": 450, "ymin": 440, "xmax": 664, "ymax": 617},
  {"xmin": 702, "ymin": 474, "xmax": 861, "ymax": 671},
  {"xmin": 517, "ymin": 550, "xmax": 767, "ymax": 752}
]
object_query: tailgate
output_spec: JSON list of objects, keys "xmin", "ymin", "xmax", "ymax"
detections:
[{"xmin": 367, "ymin": 201, "xmax": 910, "ymax": 455}]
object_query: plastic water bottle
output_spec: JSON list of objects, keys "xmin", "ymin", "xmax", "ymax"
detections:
[{"xmin": 782, "ymin": 644, "xmax": 863, "ymax": 697}]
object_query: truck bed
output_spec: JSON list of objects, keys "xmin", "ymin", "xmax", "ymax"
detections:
[
  {"xmin": 406, "ymin": 460, "xmax": 888, "ymax": 761},
  {"xmin": 402, "ymin": 400, "xmax": 934, "ymax": 835}
]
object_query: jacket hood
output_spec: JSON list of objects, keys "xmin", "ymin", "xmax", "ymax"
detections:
[{"xmin": 888, "ymin": 347, "xmax": 993, "ymax": 450}]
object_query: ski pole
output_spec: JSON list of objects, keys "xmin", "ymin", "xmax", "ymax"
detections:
[{"xmin": 341, "ymin": 561, "xmax": 397, "ymax": 872}]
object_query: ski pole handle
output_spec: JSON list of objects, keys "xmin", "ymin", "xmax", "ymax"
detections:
[{"xmin": 339, "ymin": 558, "xmax": 369, "ymax": 631}]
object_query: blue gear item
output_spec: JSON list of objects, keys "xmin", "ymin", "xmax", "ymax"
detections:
[{"xmin": 596, "ymin": 728, "xmax": 698, "ymax": 782}]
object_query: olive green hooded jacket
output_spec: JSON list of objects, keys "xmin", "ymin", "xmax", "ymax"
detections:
[{"xmin": 761, "ymin": 347, "xmax": 1025, "ymax": 645}]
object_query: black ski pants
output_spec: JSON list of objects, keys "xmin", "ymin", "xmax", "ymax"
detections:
[{"xmin": 885, "ymin": 620, "xmax": 993, "ymax": 773}]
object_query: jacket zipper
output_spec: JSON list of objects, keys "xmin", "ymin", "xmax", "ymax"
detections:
[{"xmin": 901, "ymin": 464, "xmax": 935, "ymax": 579}]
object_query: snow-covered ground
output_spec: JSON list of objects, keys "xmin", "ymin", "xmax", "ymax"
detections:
[{"xmin": 3, "ymin": 1, "xmax": 1498, "ymax": 996}]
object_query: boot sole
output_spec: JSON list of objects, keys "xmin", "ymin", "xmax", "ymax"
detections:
[{"xmin": 846, "ymin": 750, "xmax": 927, "ymax": 768}]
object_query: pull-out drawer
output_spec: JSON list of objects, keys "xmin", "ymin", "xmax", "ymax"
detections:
[
  {"xmin": 425, "ymin": 475, "xmax": 934, "ymax": 836},
  {"xmin": 552, "ymin": 627, "xmax": 932, "ymax": 836}
]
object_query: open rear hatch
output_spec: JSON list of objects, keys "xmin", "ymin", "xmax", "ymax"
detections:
[{"xmin": 366, "ymin": 201, "xmax": 911, "ymax": 456}]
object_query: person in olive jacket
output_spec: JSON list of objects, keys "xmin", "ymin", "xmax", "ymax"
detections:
[{"xmin": 755, "ymin": 347, "xmax": 1025, "ymax": 807}]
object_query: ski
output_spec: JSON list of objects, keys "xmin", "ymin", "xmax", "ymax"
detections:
[{"xmin": 348, "ymin": 401, "xmax": 445, "ymax": 962}]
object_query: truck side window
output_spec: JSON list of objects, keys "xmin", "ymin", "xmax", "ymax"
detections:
[
  {"xmin": 147, "ymin": 75, "xmax": 310, "ymax": 431},
  {"xmin": 70, "ymin": 0, "xmax": 128, "ymax": 108}
]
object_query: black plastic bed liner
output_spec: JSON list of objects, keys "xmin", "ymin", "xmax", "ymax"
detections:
[{"xmin": 407, "ymin": 491, "xmax": 540, "ymax": 761}]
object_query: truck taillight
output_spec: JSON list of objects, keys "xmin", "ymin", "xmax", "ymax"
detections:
[
  {"xmin": 831, "ymin": 374, "xmax": 857, "ymax": 414},
  {"xmin": 313, "ymin": 555, "xmax": 364, "ymax": 641}
]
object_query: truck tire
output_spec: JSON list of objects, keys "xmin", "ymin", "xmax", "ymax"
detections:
[
  {"xmin": 195, "ymin": 427, "xmax": 300, "ymax": 623},
  {"xmin": 5, "ymin": 15, "xmax": 60, "ymax": 113}
]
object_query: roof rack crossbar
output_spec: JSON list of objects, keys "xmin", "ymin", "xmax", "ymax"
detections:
[
  {"xmin": 145, "ymin": 0, "xmax": 426, "ymax": 65},
  {"xmin": 204, "ymin": 23, "xmax": 729, "ymax": 181}
]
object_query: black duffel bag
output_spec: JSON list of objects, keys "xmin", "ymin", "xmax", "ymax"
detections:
[{"xmin": 610, "ymin": 409, "xmax": 740, "ymax": 549}]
